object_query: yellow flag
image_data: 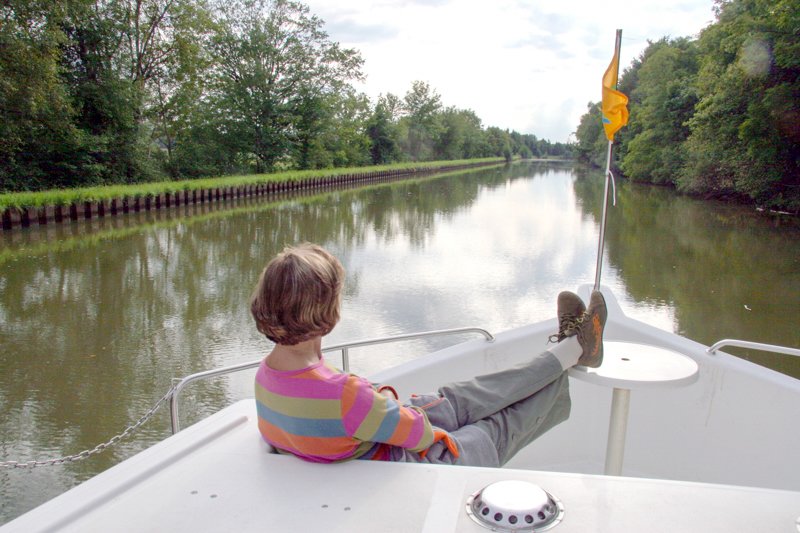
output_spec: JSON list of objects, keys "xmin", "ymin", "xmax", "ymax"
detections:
[{"xmin": 602, "ymin": 44, "xmax": 629, "ymax": 141}]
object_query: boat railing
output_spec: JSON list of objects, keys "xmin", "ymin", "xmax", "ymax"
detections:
[
  {"xmin": 706, "ymin": 339, "xmax": 800, "ymax": 358},
  {"xmin": 168, "ymin": 326, "xmax": 495, "ymax": 433}
]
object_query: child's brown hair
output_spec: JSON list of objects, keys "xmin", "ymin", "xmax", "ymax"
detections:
[{"xmin": 250, "ymin": 243, "xmax": 344, "ymax": 345}]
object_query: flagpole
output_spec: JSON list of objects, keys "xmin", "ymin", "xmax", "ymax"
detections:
[
  {"xmin": 593, "ymin": 141, "xmax": 614, "ymax": 291},
  {"xmin": 593, "ymin": 29, "xmax": 623, "ymax": 292}
]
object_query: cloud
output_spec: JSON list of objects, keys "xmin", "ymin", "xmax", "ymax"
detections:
[
  {"xmin": 305, "ymin": 0, "xmax": 717, "ymax": 142},
  {"xmin": 322, "ymin": 17, "xmax": 400, "ymax": 43}
]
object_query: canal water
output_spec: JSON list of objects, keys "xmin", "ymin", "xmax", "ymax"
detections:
[{"xmin": 1, "ymin": 161, "xmax": 798, "ymax": 523}]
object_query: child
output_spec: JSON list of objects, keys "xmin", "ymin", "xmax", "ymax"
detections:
[{"xmin": 252, "ymin": 243, "xmax": 606, "ymax": 467}]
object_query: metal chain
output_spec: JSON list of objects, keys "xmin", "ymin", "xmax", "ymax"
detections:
[{"xmin": 1, "ymin": 382, "xmax": 178, "ymax": 469}]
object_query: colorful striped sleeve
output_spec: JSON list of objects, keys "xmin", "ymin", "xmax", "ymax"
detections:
[{"xmin": 341, "ymin": 374, "xmax": 434, "ymax": 452}]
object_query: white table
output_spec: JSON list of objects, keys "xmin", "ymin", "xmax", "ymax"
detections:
[{"xmin": 568, "ymin": 341, "xmax": 699, "ymax": 475}]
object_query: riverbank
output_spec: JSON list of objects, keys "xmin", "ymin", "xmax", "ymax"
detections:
[
  {"xmin": 575, "ymin": 162, "xmax": 800, "ymax": 220},
  {"xmin": 0, "ymin": 162, "xmax": 518, "ymax": 263},
  {"xmin": 0, "ymin": 158, "xmax": 510, "ymax": 230}
]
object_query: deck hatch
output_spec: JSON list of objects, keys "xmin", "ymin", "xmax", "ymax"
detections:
[{"xmin": 466, "ymin": 480, "xmax": 563, "ymax": 531}]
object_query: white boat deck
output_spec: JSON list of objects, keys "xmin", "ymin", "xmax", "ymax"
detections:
[
  {"xmin": 4, "ymin": 286, "xmax": 800, "ymax": 532},
  {"xmin": 4, "ymin": 400, "xmax": 799, "ymax": 533}
]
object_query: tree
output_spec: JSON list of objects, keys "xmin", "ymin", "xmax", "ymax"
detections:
[
  {"xmin": 294, "ymin": 87, "xmax": 370, "ymax": 169},
  {"xmin": 324, "ymin": 89, "xmax": 371, "ymax": 167},
  {"xmin": 401, "ymin": 80, "xmax": 442, "ymax": 161},
  {"xmin": 434, "ymin": 107, "xmax": 485, "ymax": 160},
  {"xmin": 208, "ymin": 0, "xmax": 363, "ymax": 172},
  {"xmin": 144, "ymin": 0, "xmax": 215, "ymax": 176},
  {"xmin": 2, "ymin": 1, "xmax": 575, "ymax": 190},
  {"xmin": 0, "ymin": 0, "xmax": 215, "ymax": 189},
  {"xmin": 457, "ymin": 110, "xmax": 485, "ymax": 158},
  {"xmin": 367, "ymin": 96, "xmax": 400, "ymax": 164},
  {"xmin": 573, "ymin": 102, "xmax": 607, "ymax": 166},
  {"xmin": 680, "ymin": 0, "xmax": 800, "ymax": 209},
  {"xmin": 378, "ymin": 92, "xmax": 404, "ymax": 121},
  {"xmin": 621, "ymin": 38, "xmax": 699, "ymax": 184},
  {"xmin": 484, "ymin": 127, "xmax": 512, "ymax": 160},
  {"xmin": 0, "ymin": 1, "xmax": 91, "ymax": 190}
]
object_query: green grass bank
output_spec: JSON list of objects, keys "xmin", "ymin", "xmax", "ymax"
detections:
[{"xmin": 1, "ymin": 158, "xmax": 506, "ymax": 230}]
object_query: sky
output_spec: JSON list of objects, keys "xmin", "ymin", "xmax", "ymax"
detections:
[{"xmin": 303, "ymin": 0, "xmax": 718, "ymax": 143}]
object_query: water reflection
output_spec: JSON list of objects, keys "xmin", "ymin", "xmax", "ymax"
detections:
[
  {"xmin": 1, "ymin": 161, "xmax": 798, "ymax": 524},
  {"xmin": 573, "ymin": 169, "xmax": 800, "ymax": 377}
]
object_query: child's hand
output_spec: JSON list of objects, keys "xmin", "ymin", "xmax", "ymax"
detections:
[
  {"xmin": 419, "ymin": 429, "xmax": 460, "ymax": 459},
  {"xmin": 377, "ymin": 385, "xmax": 399, "ymax": 400}
]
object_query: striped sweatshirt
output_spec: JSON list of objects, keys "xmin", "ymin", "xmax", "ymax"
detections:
[{"xmin": 254, "ymin": 356, "xmax": 435, "ymax": 463}]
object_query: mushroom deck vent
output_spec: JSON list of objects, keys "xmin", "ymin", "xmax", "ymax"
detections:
[{"xmin": 466, "ymin": 480, "xmax": 564, "ymax": 532}]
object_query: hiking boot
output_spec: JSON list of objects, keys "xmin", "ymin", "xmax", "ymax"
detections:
[
  {"xmin": 548, "ymin": 291, "xmax": 586, "ymax": 343},
  {"xmin": 569, "ymin": 290, "xmax": 607, "ymax": 368}
]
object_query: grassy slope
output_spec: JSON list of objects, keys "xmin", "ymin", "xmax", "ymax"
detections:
[{"xmin": 0, "ymin": 159, "xmax": 505, "ymax": 211}]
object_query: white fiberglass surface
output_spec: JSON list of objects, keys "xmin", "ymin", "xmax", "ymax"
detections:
[{"xmin": 373, "ymin": 298, "xmax": 800, "ymax": 492}]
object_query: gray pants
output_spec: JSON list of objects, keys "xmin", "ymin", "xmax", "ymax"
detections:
[{"xmin": 389, "ymin": 351, "xmax": 570, "ymax": 467}]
